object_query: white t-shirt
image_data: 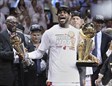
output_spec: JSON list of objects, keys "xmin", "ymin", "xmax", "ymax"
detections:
[
  {"xmin": 39, "ymin": 24, "xmax": 80, "ymax": 83},
  {"xmin": 29, "ymin": 24, "xmax": 80, "ymax": 84}
]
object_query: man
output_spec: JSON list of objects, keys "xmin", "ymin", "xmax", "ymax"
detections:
[
  {"xmin": 91, "ymin": 15, "xmax": 112, "ymax": 86},
  {"xmin": 95, "ymin": 53, "xmax": 112, "ymax": 86},
  {"xmin": 25, "ymin": 24, "xmax": 47, "ymax": 86},
  {"xmin": 70, "ymin": 11, "xmax": 84, "ymax": 29},
  {"xmin": 28, "ymin": 5, "xmax": 80, "ymax": 86},
  {"xmin": 0, "ymin": 16, "xmax": 18, "ymax": 86}
]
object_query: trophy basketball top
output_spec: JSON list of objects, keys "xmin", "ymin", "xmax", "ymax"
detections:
[{"xmin": 81, "ymin": 23, "xmax": 96, "ymax": 38}]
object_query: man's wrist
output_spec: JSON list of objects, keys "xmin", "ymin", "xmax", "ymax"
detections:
[{"xmin": 98, "ymin": 73, "xmax": 103, "ymax": 79}]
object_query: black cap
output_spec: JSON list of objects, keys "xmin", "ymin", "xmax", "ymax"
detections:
[
  {"xmin": 57, "ymin": 5, "xmax": 70, "ymax": 14},
  {"xmin": 93, "ymin": 15, "xmax": 104, "ymax": 23},
  {"xmin": 30, "ymin": 24, "xmax": 42, "ymax": 32},
  {"xmin": 16, "ymin": 24, "xmax": 25, "ymax": 32},
  {"xmin": 71, "ymin": 11, "xmax": 81, "ymax": 18}
]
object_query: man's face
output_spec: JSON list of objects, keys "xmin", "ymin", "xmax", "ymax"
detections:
[
  {"xmin": 70, "ymin": 16, "xmax": 82, "ymax": 28},
  {"xmin": 6, "ymin": 18, "xmax": 18, "ymax": 33},
  {"xmin": 31, "ymin": 31, "xmax": 42, "ymax": 43},
  {"xmin": 93, "ymin": 21, "xmax": 104, "ymax": 32},
  {"xmin": 57, "ymin": 11, "xmax": 70, "ymax": 27},
  {"xmin": 106, "ymin": 20, "xmax": 112, "ymax": 28},
  {"xmin": 36, "ymin": 5, "xmax": 43, "ymax": 13}
]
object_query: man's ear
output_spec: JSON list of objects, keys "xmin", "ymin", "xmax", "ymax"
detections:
[
  {"xmin": 81, "ymin": 19, "xmax": 84, "ymax": 25},
  {"xmin": 69, "ymin": 14, "xmax": 72, "ymax": 22}
]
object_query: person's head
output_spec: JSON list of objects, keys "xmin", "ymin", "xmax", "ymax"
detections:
[
  {"xmin": 35, "ymin": 4, "xmax": 43, "ymax": 13},
  {"xmin": 70, "ymin": 11, "xmax": 84, "ymax": 29},
  {"xmin": 92, "ymin": 15, "xmax": 104, "ymax": 32},
  {"xmin": 16, "ymin": 24, "xmax": 25, "ymax": 33},
  {"xmin": 81, "ymin": 22, "xmax": 96, "ymax": 38},
  {"xmin": 9, "ymin": 7, "xmax": 18, "ymax": 17},
  {"xmin": 57, "ymin": 5, "xmax": 71, "ymax": 27},
  {"xmin": 105, "ymin": 19, "xmax": 112, "ymax": 28},
  {"xmin": 55, "ymin": 2, "xmax": 60, "ymax": 9},
  {"xmin": 6, "ymin": 16, "xmax": 18, "ymax": 33},
  {"xmin": 18, "ymin": 0, "xmax": 26, "ymax": 9},
  {"xmin": 19, "ymin": 0, "xmax": 25, "ymax": 5},
  {"xmin": 30, "ymin": 24, "xmax": 43, "ymax": 43},
  {"xmin": 24, "ymin": 15, "xmax": 31, "ymax": 25},
  {"xmin": 31, "ymin": 0, "xmax": 37, "ymax": 7}
]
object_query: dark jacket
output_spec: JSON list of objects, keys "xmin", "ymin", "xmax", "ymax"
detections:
[
  {"xmin": 92, "ymin": 32, "xmax": 112, "ymax": 86},
  {"xmin": 100, "ymin": 54, "xmax": 112, "ymax": 85},
  {"xmin": 26, "ymin": 41, "xmax": 47, "ymax": 86},
  {"xmin": 100, "ymin": 32, "xmax": 112, "ymax": 63},
  {"xmin": 0, "ymin": 30, "xmax": 14, "ymax": 85}
]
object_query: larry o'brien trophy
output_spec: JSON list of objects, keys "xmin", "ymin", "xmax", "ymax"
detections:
[
  {"xmin": 76, "ymin": 23, "xmax": 99, "ymax": 67},
  {"xmin": 10, "ymin": 32, "xmax": 34, "ymax": 66}
]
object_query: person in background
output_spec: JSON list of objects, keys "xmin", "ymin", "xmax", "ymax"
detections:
[
  {"xmin": 102, "ymin": 19, "xmax": 112, "ymax": 37},
  {"xmin": 16, "ymin": 24, "xmax": 30, "ymax": 46},
  {"xmin": 95, "ymin": 18, "xmax": 112, "ymax": 86},
  {"xmin": 70, "ymin": 11, "xmax": 84, "ymax": 29},
  {"xmin": 27, "ymin": 5, "xmax": 81, "ymax": 86},
  {"xmin": 22, "ymin": 15, "xmax": 32, "ymax": 35},
  {"xmin": 0, "ymin": 10, "xmax": 7, "ymax": 32},
  {"xmin": 0, "ymin": 0, "xmax": 10, "ymax": 18},
  {"xmin": 25, "ymin": 24, "xmax": 47, "ymax": 86},
  {"xmin": 16, "ymin": 23, "xmax": 28, "ymax": 48},
  {"xmin": 95, "ymin": 53, "xmax": 112, "ymax": 86},
  {"xmin": 0, "ymin": 16, "xmax": 18, "ymax": 86},
  {"xmin": 17, "ymin": 0, "xmax": 28, "ymax": 23},
  {"xmin": 70, "ymin": 11, "xmax": 85, "ymax": 86},
  {"xmin": 45, "ymin": 0, "xmax": 60, "ymax": 25},
  {"xmin": 31, "ymin": 2, "xmax": 47, "ymax": 30},
  {"xmin": 91, "ymin": 15, "xmax": 112, "ymax": 86},
  {"xmin": 102, "ymin": 19, "xmax": 112, "ymax": 58}
]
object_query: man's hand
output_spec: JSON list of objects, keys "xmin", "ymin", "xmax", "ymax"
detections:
[
  {"xmin": 95, "ymin": 77, "xmax": 102, "ymax": 86},
  {"xmin": 95, "ymin": 73, "xmax": 103, "ymax": 86}
]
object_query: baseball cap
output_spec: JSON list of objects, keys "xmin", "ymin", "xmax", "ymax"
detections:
[
  {"xmin": 30, "ymin": 24, "xmax": 42, "ymax": 32},
  {"xmin": 16, "ymin": 24, "xmax": 25, "ymax": 32},
  {"xmin": 57, "ymin": 5, "xmax": 70, "ymax": 14},
  {"xmin": 71, "ymin": 11, "xmax": 81, "ymax": 18},
  {"xmin": 93, "ymin": 15, "xmax": 104, "ymax": 23}
]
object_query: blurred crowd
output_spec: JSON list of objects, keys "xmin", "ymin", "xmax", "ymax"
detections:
[{"xmin": 0, "ymin": 0, "xmax": 111, "ymax": 33}]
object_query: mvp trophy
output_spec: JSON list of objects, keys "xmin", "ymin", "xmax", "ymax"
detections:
[
  {"xmin": 10, "ymin": 32, "xmax": 34, "ymax": 66},
  {"xmin": 76, "ymin": 23, "xmax": 99, "ymax": 67}
]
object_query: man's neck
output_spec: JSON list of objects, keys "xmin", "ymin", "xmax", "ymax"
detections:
[{"xmin": 59, "ymin": 24, "xmax": 69, "ymax": 28}]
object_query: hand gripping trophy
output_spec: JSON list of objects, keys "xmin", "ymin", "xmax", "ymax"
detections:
[
  {"xmin": 10, "ymin": 31, "xmax": 34, "ymax": 66},
  {"xmin": 77, "ymin": 22, "xmax": 99, "ymax": 66}
]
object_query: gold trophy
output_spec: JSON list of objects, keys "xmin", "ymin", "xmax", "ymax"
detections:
[
  {"xmin": 10, "ymin": 32, "xmax": 34, "ymax": 66},
  {"xmin": 76, "ymin": 23, "xmax": 99, "ymax": 66}
]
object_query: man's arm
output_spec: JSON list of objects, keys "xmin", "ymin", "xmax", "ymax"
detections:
[
  {"xmin": 28, "ymin": 49, "xmax": 44, "ymax": 59},
  {"xmin": 28, "ymin": 30, "xmax": 50, "ymax": 59},
  {"xmin": 0, "ymin": 34, "xmax": 14, "ymax": 61},
  {"xmin": 95, "ymin": 57, "xmax": 109, "ymax": 85}
]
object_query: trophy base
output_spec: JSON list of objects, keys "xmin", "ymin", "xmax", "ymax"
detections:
[{"xmin": 76, "ymin": 61, "xmax": 98, "ymax": 67}]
